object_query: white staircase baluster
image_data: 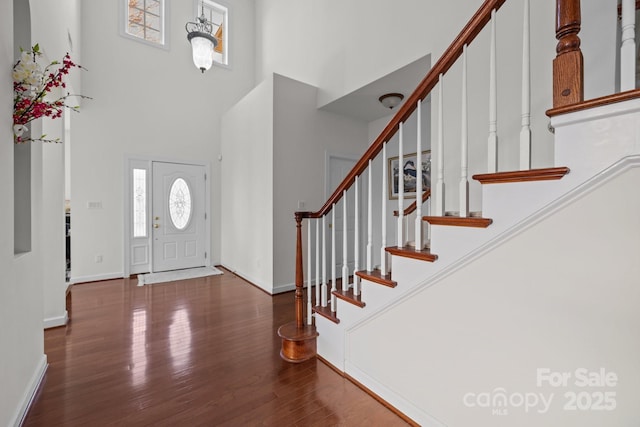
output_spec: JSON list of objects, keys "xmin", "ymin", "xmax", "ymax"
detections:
[
  {"xmin": 315, "ymin": 218, "xmax": 320, "ymax": 308},
  {"xmin": 488, "ymin": 9, "xmax": 498, "ymax": 173},
  {"xmin": 366, "ymin": 160, "xmax": 373, "ymax": 272},
  {"xmin": 307, "ymin": 218, "xmax": 312, "ymax": 325},
  {"xmin": 397, "ymin": 122, "xmax": 405, "ymax": 248},
  {"xmin": 331, "ymin": 205, "xmax": 337, "ymax": 310},
  {"xmin": 415, "ymin": 100, "xmax": 423, "ymax": 251},
  {"xmin": 520, "ymin": 0, "xmax": 532, "ymax": 170},
  {"xmin": 435, "ymin": 74, "xmax": 445, "ymax": 217},
  {"xmin": 460, "ymin": 44, "xmax": 469, "ymax": 218},
  {"xmin": 321, "ymin": 215, "xmax": 327, "ymax": 307},
  {"xmin": 381, "ymin": 142, "xmax": 388, "ymax": 276},
  {"xmin": 426, "ymin": 197, "xmax": 431, "ymax": 248},
  {"xmin": 354, "ymin": 176, "xmax": 361, "ymax": 296},
  {"xmin": 342, "ymin": 190, "xmax": 349, "ymax": 293},
  {"xmin": 621, "ymin": 0, "xmax": 637, "ymax": 90}
]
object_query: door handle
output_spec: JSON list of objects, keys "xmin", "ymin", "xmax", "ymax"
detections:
[
  {"xmin": 153, "ymin": 224, "xmax": 160, "ymax": 229},
  {"xmin": 154, "ymin": 216, "xmax": 160, "ymax": 220}
]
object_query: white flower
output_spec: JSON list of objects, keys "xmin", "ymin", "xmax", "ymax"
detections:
[
  {"xmin": 13, "ymin": 52, "xmax": 42, "ymax": 86},
  {"xmin": 13, "ymin": 124, "xmax": 28, "ymax": 137}
]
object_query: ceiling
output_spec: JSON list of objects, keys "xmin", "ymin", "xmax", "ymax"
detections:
[{"xmin": 319, "ymin": 53, "xmax": 432, "ymax": 123}]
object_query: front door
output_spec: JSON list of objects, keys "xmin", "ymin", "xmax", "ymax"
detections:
[{"xmin": 152, "ymin": 162, "xmax": 207, "ymax": 272}]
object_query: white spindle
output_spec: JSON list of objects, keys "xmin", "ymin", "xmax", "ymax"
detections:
[
  {"xmin": 415, "ymin": 100, "xmax": 423, "ymax": 251},
  {"xmin": 520, "ymin": 0, "xmax": 532, "ymax": 170},
  {"xmin": 366, "ymin": 160, "xmax": 373, "ymax": 272},
  {"xmin": 621, "ymin": 0, "xmax": 637, "ymax": 90},
  {"xmin": 354, "ymin": 176, "xmax": 361, "ymax": 296},
  {"xmin": 307, "ymin": 218, "xmax": 312, "ymax": 325},
  {"xmin": 435, "ymin": 74, "xmax": 445, "ymax": 217},
  {"xmin": 315, "ymin": 218, "xmax": 320, "ymax": 308},
  {"xmin": 426, "ymin": 197, "xmax": 431, "ymax": 248},
  {"xmin": 381, "ymin": 142, "xmax": 388, "ymax": 276},
  {"xmin": 321, "ymin": 215, "xmax": 327, "ymax": 307},
  {"xmin": 342, "ymin": 190, "xmax": 349, "ymax": 293},
  {"xmin": 488, "ymin": 9, "xmax": 498, "ymax": 173},
  {"xmin": 331, "ymin": 205, "xmax": 337, "ymax": 310},
  {"xmin": 397, "ymin": 122, "xmax": 405, "ymax": 248},
  {"xmin": 460, "ymin": 44, "xmax": 469, "ymax": 218}
]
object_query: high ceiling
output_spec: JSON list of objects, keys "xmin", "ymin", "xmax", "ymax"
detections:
[{"xmin": 319, "ymin": 54, "xmax": 431, "ymax": 122}]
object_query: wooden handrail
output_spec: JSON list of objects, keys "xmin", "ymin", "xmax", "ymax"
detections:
[
  {"xmin": 298, "ymin": 0, "xmax": 507, "ymax": 220},
  {"xmin": 393, "ymin": 189, "xmax": 431, "ymax": 217}
]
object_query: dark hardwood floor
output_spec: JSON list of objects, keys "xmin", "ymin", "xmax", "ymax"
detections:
[{"xmin": 24, "ymin": 269, "xmax": 410, "ymax": 426}]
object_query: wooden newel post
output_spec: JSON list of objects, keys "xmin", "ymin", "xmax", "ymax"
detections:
[
  {"xmin": 553, "ymin": 0, "xmax": 584, "ymax": 108},
  {"xmin": 294, "ymin": 212, "xmax": 305, "ymax": 329},
  {"xmin": 277, "ymin": 212, "xmax": 318, "ymax": 363}
]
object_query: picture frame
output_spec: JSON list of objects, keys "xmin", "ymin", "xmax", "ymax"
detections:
[{"xmin": 388, "ymin": 150, "xmax": 431, "ymax": 199}]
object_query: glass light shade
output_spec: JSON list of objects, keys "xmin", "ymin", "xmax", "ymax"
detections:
[
  {"xmin": 378, "ymin": 93, "xmax": 405, "ymax": 109},
  {"xmin": 188, "ymin": 32, "xmax": 217, "ymax": 73}
]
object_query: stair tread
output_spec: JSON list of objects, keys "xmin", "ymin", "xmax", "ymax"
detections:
[
  {"xmin": 356, "ymin": 269, "xmax": 397, "ymax": 288},
  {"xmin": 385, "ymin": 246, "xmax": 438, "ymax": 262},
  {"xmin": 332, "ymin": 288, "xmax": 366, "ymax": 308},
  {"xmin": 473, "ymin": 167, "xmax": 570, "ymax": 184},
  {"xmin": 312, "ymin": 305, "xmax": 340, "ymax": 324},
  {"xmin": 423, "ymin": 215, "xmax": 493, "ymax": 228}
]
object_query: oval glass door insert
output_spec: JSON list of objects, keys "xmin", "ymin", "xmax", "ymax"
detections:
[{"xmin": 168, "ymin": 178, "xmax": 192, "ymax": 230}]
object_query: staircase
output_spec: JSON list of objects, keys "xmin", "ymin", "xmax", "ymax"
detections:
[{"xmin": 279, "ymin": 0, "xmax": 640, "ymax": 425}]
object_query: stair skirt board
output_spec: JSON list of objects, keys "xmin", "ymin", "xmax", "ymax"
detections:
[
  {"xmin": 344, "ymin": 361, "xmax": 445, "ymax": 427},
  {"xmin": 313, "ymin": 354, "xmax": 424, "ymax": 427}
]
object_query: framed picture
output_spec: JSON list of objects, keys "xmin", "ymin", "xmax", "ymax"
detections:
[{"xmin": 388, "ymin": 150, "xmax": 431, "ymax": 199}]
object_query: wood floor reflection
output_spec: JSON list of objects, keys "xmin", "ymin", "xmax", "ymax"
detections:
[{"xmin": 24, "ymin": 269, "xmax": 409, "ymax": 426}]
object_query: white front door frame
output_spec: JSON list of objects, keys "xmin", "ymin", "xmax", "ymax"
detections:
[{"xmin": 123, "ymin": 155, "xmax": 211, "ymax": 277}]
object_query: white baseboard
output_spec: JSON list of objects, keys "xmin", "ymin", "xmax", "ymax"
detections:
[
  {"xmin": 44, "ymin": 311, "xmax": 68, "ymax": 329},
  {"xmin": 272, "ymin": 282, "xmax": 296, "ymax": 294},
  {"xmin": 11, "ymin": 354, "xmax": 47, "ymax": 427},
  {"xmin": 69, "ymin": 272, "xmax": 124, "ymax": 284},
  {"xmin": 217, "ymin": 265, "xmax": 295, "ymax": 295}
]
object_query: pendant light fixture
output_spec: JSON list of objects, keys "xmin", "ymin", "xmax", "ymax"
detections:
[{"xmin": 185, "ymin": 1, "xmax": 218, "ymax": 73}]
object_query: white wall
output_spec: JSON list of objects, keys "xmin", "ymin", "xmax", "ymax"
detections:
[
  {"xmin": 221, "ymin": 73, "xmax": 368, "ymax": 293},
  {"xmin": 272, "ymin": 74, "xmax": 369, "ymax": 291},
  {"xmin": 582, "ymin": 0, "xmax": 618, "ymax": 99},
  {"xmin": 41, "ymin": 120, "xmax": 67, "ymax": 328},
  {"xmin": 30, "ymin": 0, "xmax": 79, "ymax": 329},
  {"xmin": 71, "ymin": 0, "xmax": 255, "ymax": 282},
  {"xmin": 347, "ymin": 164, "xmax": 640, "ymax": 427},
  {"xmin": 0, "ymin": 1, "xmax": 47, "ymax": 424},
  {"xmin": 255, "ymin": 0, "xmax": 485, "ymax": 107},
  {"xmin": 221, "ymin": 76, "xmax": 274, "ymax": 291},
  {"xmin": 29, "ymin": 0, "xmax": 81, "ymax": 96}
]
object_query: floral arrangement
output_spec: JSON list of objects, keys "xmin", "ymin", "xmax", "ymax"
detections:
[{"xmin": 12, "ymin": 44, "xmax": 87, "ymax": 143}]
